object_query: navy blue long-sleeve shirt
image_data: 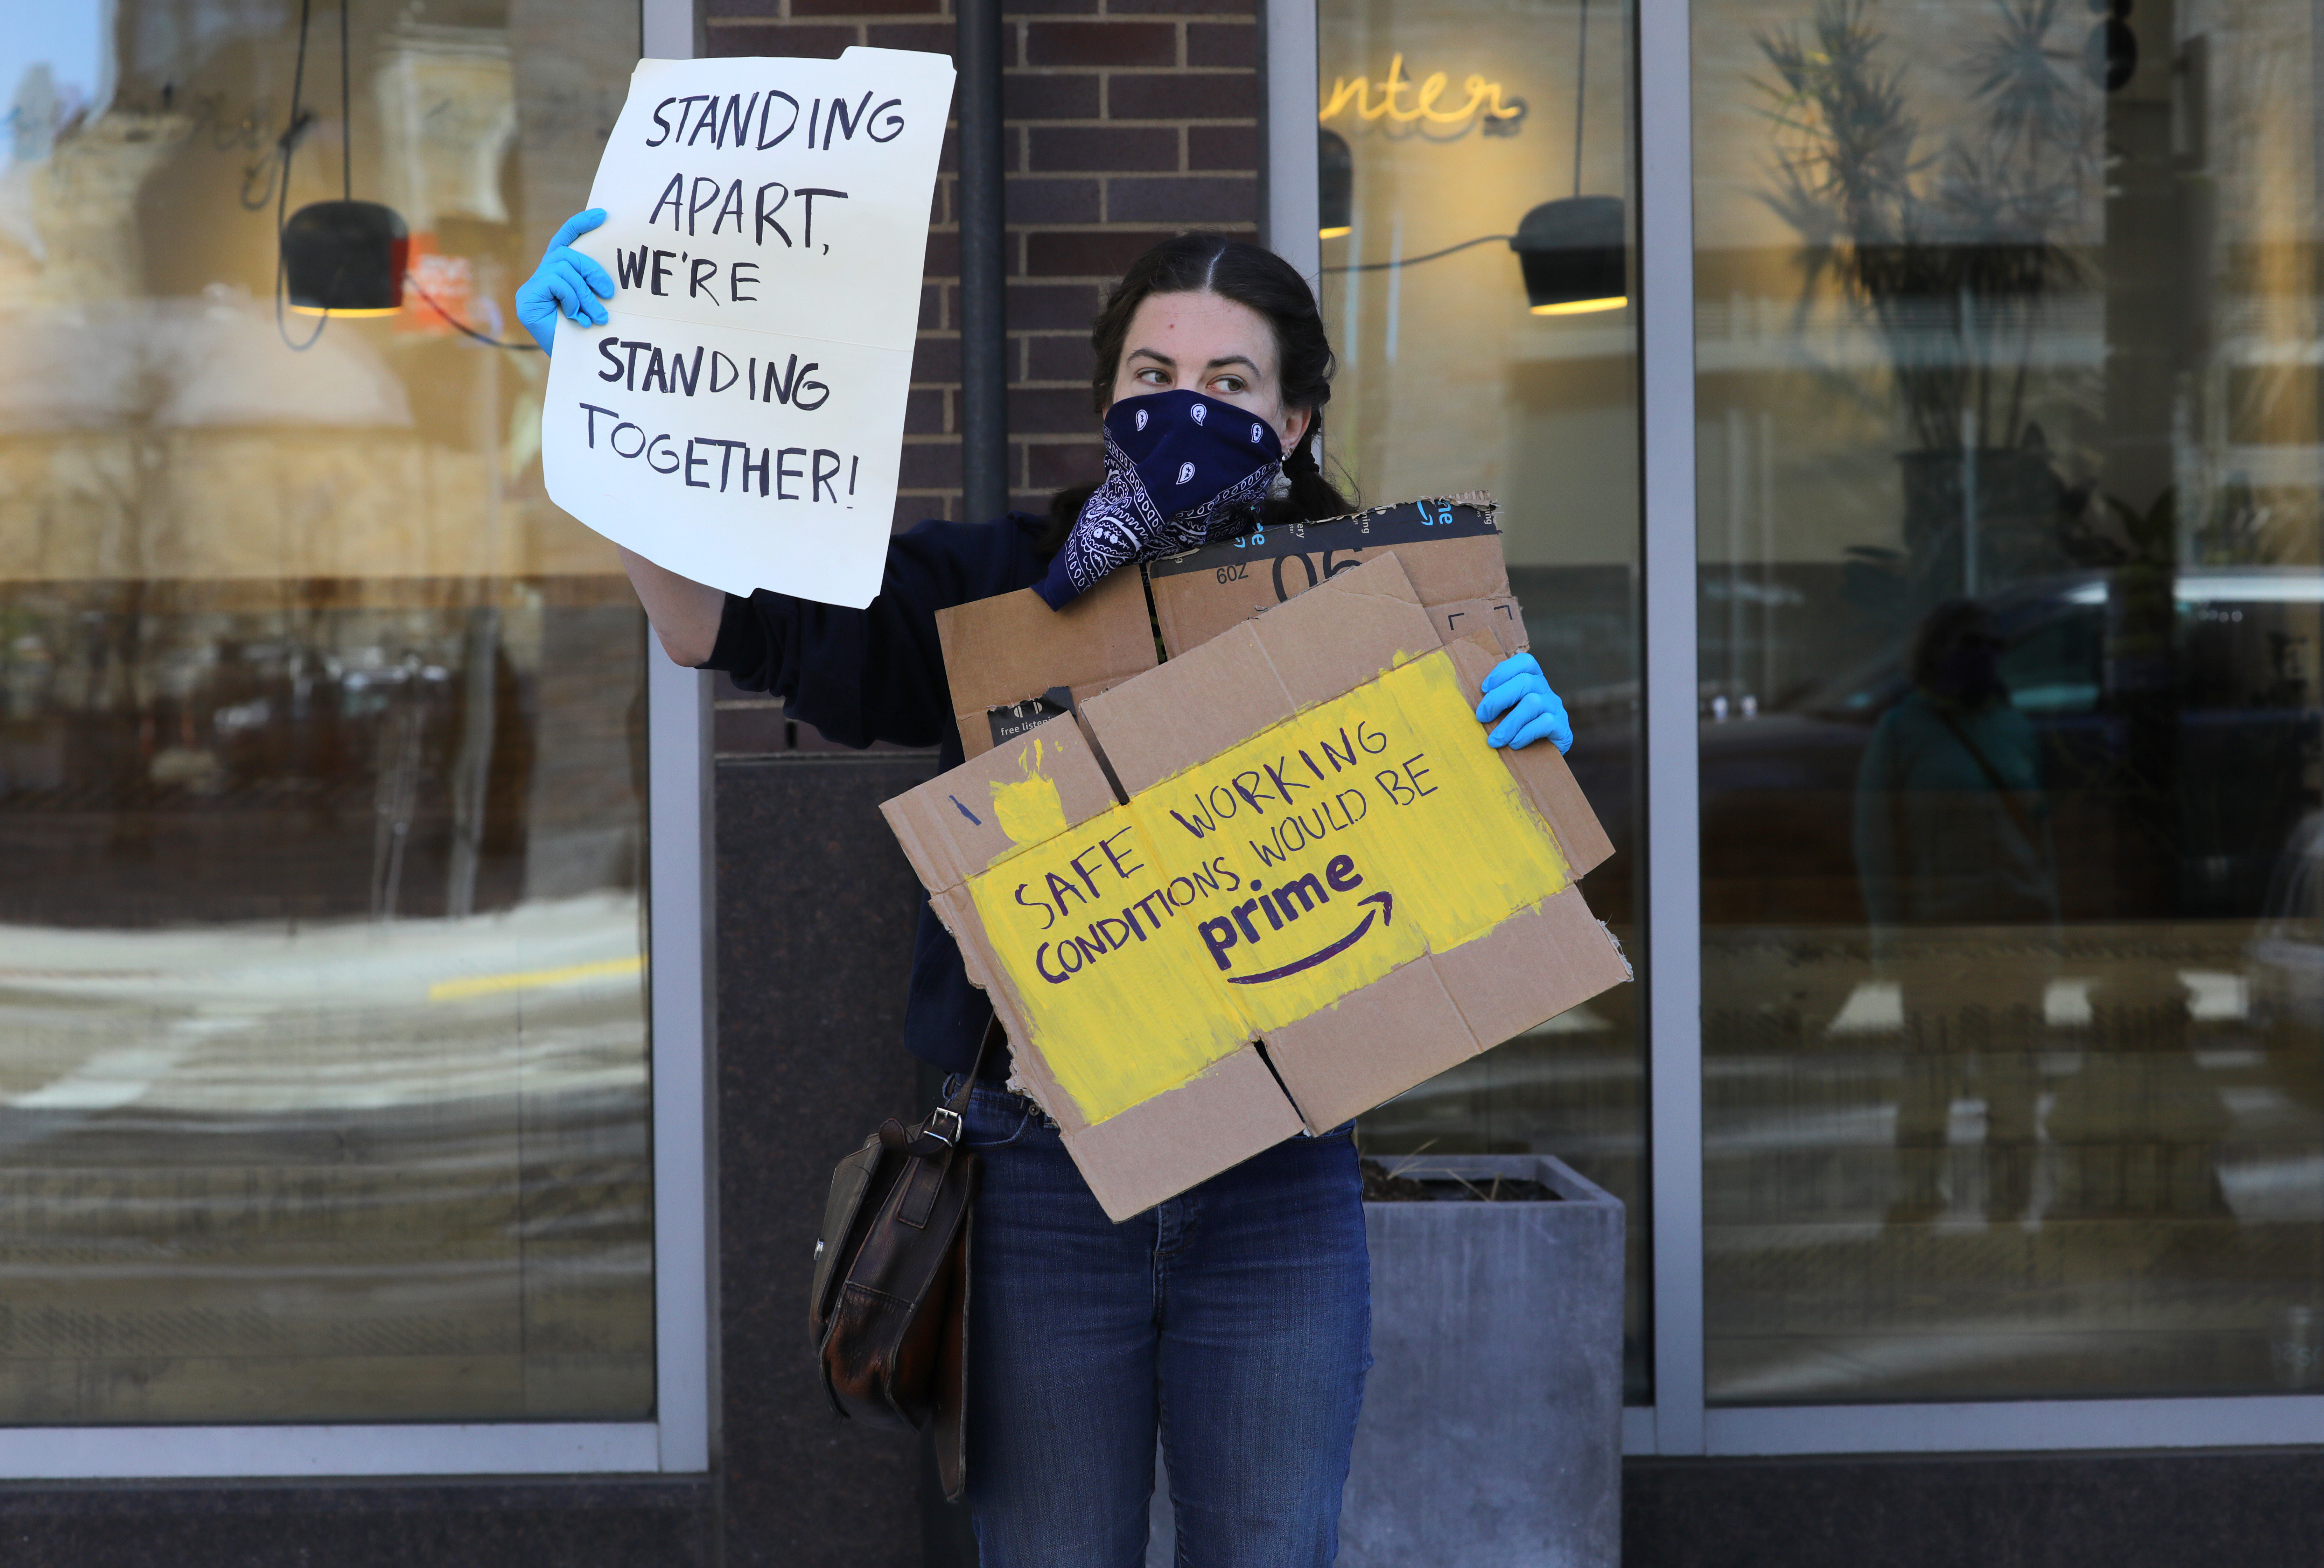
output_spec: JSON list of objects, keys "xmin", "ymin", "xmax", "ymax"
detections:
[{"xmin": 702, "ymin": 513, "xmax": 1053, "ymax": 1077}]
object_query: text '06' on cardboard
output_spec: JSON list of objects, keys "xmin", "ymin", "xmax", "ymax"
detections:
[{"xmin": 881, "ymin": 499, "xmax": 1631, "ymax": 1222}]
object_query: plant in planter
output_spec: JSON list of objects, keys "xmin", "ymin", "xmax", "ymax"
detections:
[
  {"xmin": 1142, "ymin": 1155, "xmax": 1625, "ymax": 1568},
  {"xmin": 1755, "ymin": 0, "xmax": 2101, "ymax": 610},
  {"xmin": 1342, "ymin": 1154, "xmax": 1623, "ymax": 1568},
  {"xmin": 1139, "ymin": 1152, "xmax": 1617, "ymax": 1568}
]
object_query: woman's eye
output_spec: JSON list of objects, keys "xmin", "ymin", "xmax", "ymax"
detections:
[
  {"xmin": 1135, "ymin": 367, "xmax": 1168, "ymax": 384},
  {"xmin": 1213, "ymin": 376, "xmax": 1246, "ymax": 394}
]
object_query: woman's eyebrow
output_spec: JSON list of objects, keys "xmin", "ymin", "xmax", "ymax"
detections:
[
  {"xmin": 1124, "ymin": 346, "xmax": 1175, "ymax": 366},
  {"xmin": 1203, "ymin": 354, "xmax": 1261, "ymax": 374}
]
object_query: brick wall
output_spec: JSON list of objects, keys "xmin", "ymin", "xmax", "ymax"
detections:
[{"xmin": 706, "ymin": 0, "xmax": 1264, "ymax": 530}]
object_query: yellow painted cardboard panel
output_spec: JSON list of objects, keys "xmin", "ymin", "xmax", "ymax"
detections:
[
  {"xmin": 881, "ymin": 714, "xmax": 1118, "ymax": 894},
  {"xmin": 960, "ymin": 648, "xmax": 1572, "ymax": 1126}
]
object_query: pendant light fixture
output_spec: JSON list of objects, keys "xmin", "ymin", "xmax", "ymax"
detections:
[
  {"xmin": 1509, "ymin": 0, "xmax": 1628, "ymax": 316},
  {"xmin": 284, "ymin": 199, "xmax": 408, "ymax": 317},
  {"xmin": 276, "ymin": 0, "xmax": 408, "ymax": 343},
  {"xmin": 1319, "ymin": 127, "xmax": 1354, "ymax": 239}
]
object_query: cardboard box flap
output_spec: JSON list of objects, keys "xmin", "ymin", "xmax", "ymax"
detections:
[
  {"xmin": 1076, "ymin": 621, "xmax": 1290, "ymax": 800},
  {"xmin": 937, "ymin": 568, "xmax": 1158, "ymax": 760},
  {"xmin": 1431, "ymin": 595, "xmax": 1528, "ymax": 655},
  {"xmin": 1058, "ymin": 1046, "xmax": 1307, "ymax": 1221},
  {"xmin": 1444, "ymin": 635, "xmax": 1616, "ymax": 877},
  {"xmin": 1080, "ymin": 553, "xmax": 1439, "ymax": 797},
  {"xmin": 1430, "ymin": 887, "xmax": 1632, "ymax": 1048},
  {"xmin": 1245, "ymin": 552, "xmax": 1442, "ymax": 710},
  {"xmin": 879, "ymin": 713, "xmax": 1121, "ymax": 891},
  {"xmin": 936, "ymin": 567, "xmax": 1155, "ymax": 714},
  {"xmin": 1262, "ymin": 887, "xmax": 1631, "ymax": 1135},
  {"xmin": 1146, "ymin": 496, "xmax": 1511, "ymax": 656},
  {"xmin": 928, "ymin": 880, "xmax": 1036, "ymax": 1045},
  {"xmin": 1261, "ymin": 954, "xmax": 1479, "ymax": 1134}
]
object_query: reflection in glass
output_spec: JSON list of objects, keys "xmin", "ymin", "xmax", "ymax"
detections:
[
  {"xmin": 1856, "ymin": 601, "xmax": 2059, "ymax": 1225},
  {"xmin": 1316, "ymin": 0, "xmax": 1649, "ymax": 1397},
  {"xmin": 0, "ymin": 2, "xmax": 652, "ymax": 1422},
  {"xmin": 1698, "ymin": 0, "xmax": 2324, "ymax": 1401}
]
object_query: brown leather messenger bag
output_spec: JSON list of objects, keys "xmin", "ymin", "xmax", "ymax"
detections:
[{"xmin": 808, "ymin": 1017, "xmax": 998, "ymax": 1502}]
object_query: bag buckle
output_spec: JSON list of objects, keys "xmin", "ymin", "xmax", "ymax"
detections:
[{"xmin": 925, "ymin": 1106, "xmax": 963, "ymax": 1148}]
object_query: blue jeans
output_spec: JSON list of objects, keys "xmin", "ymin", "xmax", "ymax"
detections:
[{"xmin": 953, "ymin": 1078, "xmax": 1371, "ymax": 1567}]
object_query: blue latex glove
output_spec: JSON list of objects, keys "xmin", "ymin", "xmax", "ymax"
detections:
[
  {"xmin": 1475, "ymin": 653, "xmax": 1572, "ymax": 754},
  {"xmin": 515, "ymin": 209, "xmax": 615, "ymax": 354}
]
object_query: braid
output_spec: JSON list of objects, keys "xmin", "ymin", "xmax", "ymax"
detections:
[
  {"xmin": 1278, "ymin": 410, "xmax": 1353, "ymax": 523},
  {"xmin": 1286, "ymin": 422, "xmax": 1323, "ymax": 476}
]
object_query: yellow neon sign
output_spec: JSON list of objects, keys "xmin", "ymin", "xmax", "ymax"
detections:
[
  {"xmin": 1532, "ymin": 296, "xmax": 1628, "ymax": 316},
  {"xmin": 1319, "ymin": 55, "xmax": 1523, "ymax": 129}
]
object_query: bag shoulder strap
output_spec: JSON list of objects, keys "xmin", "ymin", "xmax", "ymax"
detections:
[
  {"xmin": 1926, "ymin": 702, "xmax": 2041, "ymax": 844},
  {"xmin": 921, "ymin": 1013, "xmax": 1002, "ymax": 1152}
]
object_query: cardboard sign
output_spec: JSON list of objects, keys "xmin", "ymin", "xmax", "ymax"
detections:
[
  {"xmin": 937, "ymin": 497, "xmax": 1525, "ymax": 763},
  {"xmin": 884, "ymin": 553, "xmax": 1626, "ymax": 1220},
  {"xmin": 541, "ymin": 50, "xmax": 955, "ymax": 608}
]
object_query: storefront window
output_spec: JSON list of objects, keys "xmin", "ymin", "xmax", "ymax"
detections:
[
  {"xmin": 0, "ymin": 2, "xmax": 652, "ymax": 1422},
  {"xmin": 1317, "ymin": 0, "xmax": 1649, "ymax": 1397},
  {"xmin": 1695, "ymin": 0, "xmax": 2324, "ymax": 1401}
]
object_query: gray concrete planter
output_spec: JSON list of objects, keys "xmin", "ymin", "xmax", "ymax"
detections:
[
  {"xmin": 1146, "ymin": 1154, "xmax": 1624, "ymax": 1567},
  {"xmin": 1339, "ymin": 1154, "xmax": 1624, "ymax": 1568}
]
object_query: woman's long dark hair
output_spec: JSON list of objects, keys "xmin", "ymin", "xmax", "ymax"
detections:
[{"xmin": 1039, "ymin": 232, "xmax": 1354, "ymax": 552}]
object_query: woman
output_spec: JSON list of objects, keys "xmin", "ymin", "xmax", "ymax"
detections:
[
  {"xmin": 1853, "ymin": 600, "xmax": 2057, "ymax": 1226},
  {"xmin": 519, "ymin": 215, "xmax": 1572, "ymax": 1565}
]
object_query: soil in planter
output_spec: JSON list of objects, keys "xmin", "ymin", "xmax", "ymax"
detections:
[{"xmin": 1359, "ymin": 1158, "xmax": 1557, "ymax": 1203}]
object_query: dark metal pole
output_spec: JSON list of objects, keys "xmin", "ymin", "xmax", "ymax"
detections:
[{"xmin": 957, "ymin": 0, "xmax": 1009, "ymax": 523}]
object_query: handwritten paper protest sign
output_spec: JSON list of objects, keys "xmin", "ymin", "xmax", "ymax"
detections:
[{"xmin": 541, "ymin": 49, "xmax": 954, "ymax": 608}]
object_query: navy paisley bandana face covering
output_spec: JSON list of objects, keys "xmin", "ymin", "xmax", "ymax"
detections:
[{"xmin": 1034, "ymin": 388, "xmax": 1286, "ymax": 609}]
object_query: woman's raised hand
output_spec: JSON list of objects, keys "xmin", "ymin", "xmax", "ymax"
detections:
[
  {"xmin": 515, "ymin": 209, "xmax": 616, "ymax": 354},
  {"xmin": 1475, "ymin": 653, "xmax": 1573, "ymax": 755}
]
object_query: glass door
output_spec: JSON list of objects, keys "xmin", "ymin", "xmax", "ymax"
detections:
[
  {"xmin": 0, "ymin": 0, "xmax": 653, "ymax": 1423},
  {"xmin": 1315, "ymin": 0, "xmax": 1651, "ymax": 1399},
  {"xmin": 1692, "ymin": 0, "xmax": 2324, "ymax": 1404}
]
